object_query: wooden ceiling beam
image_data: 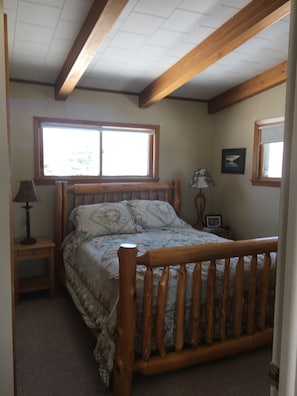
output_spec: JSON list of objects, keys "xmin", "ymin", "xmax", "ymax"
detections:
[
  {"xmin": 139, "ymin": 0, "xmax": 290, "ymax": 108},
  {"xmin": 55, "ymin": 0, "xmax": 128, "ymax": 100},
  {"xmin": 208, "ymin": 61, "xmax": 288, "ymax": 113}
]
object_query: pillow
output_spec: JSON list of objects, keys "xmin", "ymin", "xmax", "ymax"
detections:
[
  {"xmin": 70, "ymin": 202, "xmax": 137, "ymax": 236},
  {"xmin": 125, "ymin": 200, "xmax": 184, "ymax": 230}
]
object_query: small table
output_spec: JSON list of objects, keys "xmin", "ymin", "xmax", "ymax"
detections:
[
  {"xmin": 13, "ymin": 236, "xmax": 55, "ymax": 304},
  {"xmin": 202, "ymin": 226, "xmax": 232, "ymax": 239}
]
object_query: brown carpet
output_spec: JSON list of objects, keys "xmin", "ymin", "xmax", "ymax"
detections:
[{"xmin": 15, "ymin": 288, "xmax": 272, "ymax": 396}]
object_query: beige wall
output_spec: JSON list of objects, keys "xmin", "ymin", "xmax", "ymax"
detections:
[
  {"xmin": 211, "ymin": 84, "xmax": 286, "ymax": 239},
  {"xmin": 10, "ymin": 82, "xmax": 214, "ymax": 240},
  {"xmin": 0, "ymin": 2, "xmax": 15, "ymax": 395},
  {"xmin": 10, "ymin": 81, "xmax": 286, "ymax": 244}
]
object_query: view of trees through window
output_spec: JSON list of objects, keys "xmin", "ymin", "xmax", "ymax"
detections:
[
  {"xmin": 43, "ymin": 126, "xmax": 100, "ymax": 176},
  {"xmin": 34, "ymin": 117, "xmax": 159, "ymax": 183}
]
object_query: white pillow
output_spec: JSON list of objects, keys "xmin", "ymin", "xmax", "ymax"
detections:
[
  {"xmin": 125, "ymin": 200, "xmax": 185, "ymax": 230},
  {"xmin": 70, "ymin": 202, "xmax": 137, "ymax": 236}
]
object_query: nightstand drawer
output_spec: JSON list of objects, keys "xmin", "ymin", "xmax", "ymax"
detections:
[{"xmin": 15, "ymin": 247, "xmax": 51, "ymax": 259}]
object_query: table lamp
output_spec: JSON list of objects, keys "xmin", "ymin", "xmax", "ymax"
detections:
[
  {"xmin": 13, "ymin": 180, "xmax": 40, "ymax": 244},
  {"xmin": 190, "ymin": 168, "xmax": 214, "ymax": 230}
]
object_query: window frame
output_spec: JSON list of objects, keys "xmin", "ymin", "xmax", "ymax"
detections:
[
  {"xmin": 34, "ymin": 117, "xmax": 159, "ymax": 184},
  {"xmin": 251, "ymin": 116, "xmax": 284, "ymax": 187}
]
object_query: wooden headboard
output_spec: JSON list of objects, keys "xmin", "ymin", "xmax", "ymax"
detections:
[{"xmin": 54, "ymin": 180, "xmax": 181, "ymax": 278}]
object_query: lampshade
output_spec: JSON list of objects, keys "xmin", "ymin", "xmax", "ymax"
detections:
[
  {"xmin": 13, "ymin": 180, "xmax": 40, "ymax": 203},
  {"xmin": 190, "ymin": 168, "xmax": 214, "ymax": 189},
  {"xmin": 13, "ymin": 180, "xmax": 40, "ymax": 245}
]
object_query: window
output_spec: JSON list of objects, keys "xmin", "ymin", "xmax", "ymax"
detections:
[
  {"xmin": 34, "ymin": 117, "xmax": 159, "ymax": 184},
  {"xmin": 252, "ymin": 117, "xmax": 284, "ymax": 187}
]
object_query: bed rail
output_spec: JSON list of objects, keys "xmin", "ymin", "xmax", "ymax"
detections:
[{"xmin": 113, "ymin": 237, "xmax": 278, "ymax": 396}]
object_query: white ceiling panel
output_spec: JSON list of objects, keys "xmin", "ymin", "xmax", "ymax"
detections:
[
  {"xmin": 60, "ymin": 0, "xmax": 93, "ymax": 23},
  {"xmin": 109, "ymin": 31, "xmax": 148, "ymax": 51},
  {"xmin": 29, "ymin": 0, "xmax": 65, "ymax": 6},
  {"xmin": 3, "ymin": 0, "xmax": 290, "ymax": 102},
  {"xmin": 4, "ymin": 0, "xmax": 17, "ymax": 11},
  {"xmin": 15, "ymin": 22, "xmax": 54, "ymax": 44},
  {"xmin": 54, "ymin": 20, "xmax": 82, "ymax": 40},
  {"xmin": 120, "ymin": 12, "xmax": 165, "ymax": 35},
  {"xmin": 48, "ymin": 37, "xmax": 73, "ymax": 55},
  {"xmin": 17, "ymin": 2, "xmax": 61, "ymax": 27},
  {"xmin": 134, "ymin": 0, "xmax": 183, "ymax": 18}
]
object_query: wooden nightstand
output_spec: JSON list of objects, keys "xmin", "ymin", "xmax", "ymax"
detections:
[
  {"xmin": 13, "ymin": 236, "xmax": 55, "ymax": 304},
  {"xmin": 202, "ymin": 227, "xmax": 232, "ymax": 239}
]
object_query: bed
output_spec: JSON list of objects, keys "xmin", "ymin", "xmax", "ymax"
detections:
[{"xmin": 54, "ymin": 179, "xmax": 278, "ymax": 396}]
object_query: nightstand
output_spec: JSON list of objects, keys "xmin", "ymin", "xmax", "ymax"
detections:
[
  {"xmin": 13, "ymin": 236, "xmax": 55, "ymax": 304},
  {"xmin": 202, "ymin": 226, "xmax": 232, "ymax": 239}
]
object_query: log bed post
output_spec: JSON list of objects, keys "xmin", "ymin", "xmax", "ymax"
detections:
[
  {"xmin": 113, "ymin": 244, "xmax": 138, "ymax": 396},
  {"xmin": 172, "ymin": 180, "xmax": 181, "ymax": 215},
  {"xmin": 54, "ymin": 181, "xmax": 65, "ymax": 283}
]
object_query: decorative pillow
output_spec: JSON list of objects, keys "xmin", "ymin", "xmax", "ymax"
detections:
[
  {"xmin": 125, "ymin": 200, "xmax": 184, "ymax": 230},
  {"xmin": 70, "ymin": 202, "xmax": 137, "ymax": 236}
]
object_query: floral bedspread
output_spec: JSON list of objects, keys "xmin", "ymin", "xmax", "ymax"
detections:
[{"xmin": 63, "ymin": 227, "xmax": 275, "ymax": 388}]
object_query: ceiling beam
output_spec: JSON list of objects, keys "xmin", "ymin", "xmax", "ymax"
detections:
[
  {"xmin": 55, "ymin": 0, "xmax": 128, "ymax": 100},
  {"xmin": 208, "ymin": 61, "xmax": 288, "ymax": 113},
  {"xmin": 139, "ymin": 0, "xmax": 290, "ymax": 108}
]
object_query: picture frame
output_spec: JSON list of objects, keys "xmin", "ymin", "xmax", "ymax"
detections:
[
  {"xmin": 221, "ymin": 148, "xmax": 246, "ymax": 174},
  {"xmin": 205, "ymin": 215, "xmax": 222, "ymax": 229}
]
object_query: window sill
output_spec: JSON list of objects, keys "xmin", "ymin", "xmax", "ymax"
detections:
[
  {"xmin": 251, "ymin": 178, "xmax": 281, "ymax": 187},
  {"xmin": 34, "ymin": 176, "xmax": 159, "ymax": 185}
]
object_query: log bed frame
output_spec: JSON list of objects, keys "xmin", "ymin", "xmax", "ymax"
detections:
[{"xmin": 54, "ymin": 179, "xmax": 278, "ymax": 396}]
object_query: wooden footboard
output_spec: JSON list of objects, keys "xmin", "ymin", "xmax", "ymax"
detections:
[{"xmin": 113, "ymin": 237, "xmax": 277, "ymax": 396}]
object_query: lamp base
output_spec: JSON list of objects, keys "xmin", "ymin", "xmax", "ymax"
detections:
[
  {"xmin": 193, "ymin": 222, "xmax": 204, "ymax": 231},
  {"xmin": 20, "ymin": 237, "xmax": 37, "ymax": 245},
  {"xmin": 194, "ymin": 190, "xmax": 206, "ymax": 231}
]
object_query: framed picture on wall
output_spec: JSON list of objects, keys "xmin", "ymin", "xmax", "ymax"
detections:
[{"xmin": 221, "ymin": 148, "xmax": 246, "ymax": 174}]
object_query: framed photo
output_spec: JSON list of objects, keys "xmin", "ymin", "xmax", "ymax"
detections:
[
  {"xmin": 205, "ymin": 215, "xmax": 222, "ymax": 229},
  {"xmin": 221, "ymin": 148, "xmax": 246, "ymax": 174}
]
